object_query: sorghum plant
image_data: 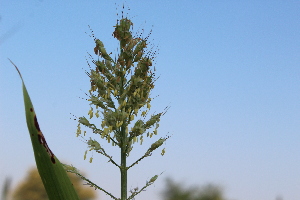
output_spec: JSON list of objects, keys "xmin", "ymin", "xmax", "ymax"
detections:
[{"xmin": 66, "ymin": 15, "xmax": 169, "ymax": 200}]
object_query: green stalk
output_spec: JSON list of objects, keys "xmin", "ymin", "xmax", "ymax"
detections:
[
  {"xmin": 119, "ymin": 43, "xmax": 127, "ymax": 199},
  {"xmin": 120, "ymin": 126, "xmax": 127, "ymax": 200}
]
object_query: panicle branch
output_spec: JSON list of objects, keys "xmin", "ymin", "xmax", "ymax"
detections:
[{"xmin": 62, "ymin": 164, "xmax": 119, "ymax": 200}]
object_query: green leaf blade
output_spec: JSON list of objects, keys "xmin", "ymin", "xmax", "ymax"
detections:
[{"xmin": 10, "ymin": 59, "xmax": 80, "ymax": 200}]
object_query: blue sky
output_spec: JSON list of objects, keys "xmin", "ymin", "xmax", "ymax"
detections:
[{"xmin": 1, "ymin": 1, "xmax": 300, "ymax": 200}]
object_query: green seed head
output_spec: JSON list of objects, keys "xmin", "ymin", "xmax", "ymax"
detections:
[{"xmin": 113, "ymin": 18, "xmax": 133, "ymax": 47}]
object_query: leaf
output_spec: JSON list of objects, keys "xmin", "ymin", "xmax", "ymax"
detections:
[{"xmin": 9, "ymin": 59, "xmax": 80, "ymax": 200}]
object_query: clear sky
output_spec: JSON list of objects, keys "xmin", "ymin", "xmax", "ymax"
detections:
[{"xmin": 1, "ymin": 1, "xmax": 300, "ymax": 200}]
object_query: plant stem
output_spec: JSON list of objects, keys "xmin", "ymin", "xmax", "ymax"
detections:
[
  {"xmin": 120, "ymin": 125, "xmax": 127, "ymax": 200},
  {"xmin": 120, "ymin": 46, "xmax": 127, "ymax": 200}
]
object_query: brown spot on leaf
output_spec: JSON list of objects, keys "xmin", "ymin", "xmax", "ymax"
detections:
[
  {"xmin": 30, "ymin": 108, "xmax": 34, "ymax": 112},
  {"xmin": 51, "ymin": 157, "xmax": 56, "ymax": 164},
  {"xmin": 38, "ymin": 133, "xmax": 56, "ymax": 163},
  {"xmin": 34, "ymin": 115, "xmax": 41, "ymax": 132},
  {"xmin": 38, "ymin": 134, "xmax": 43, "ymax": 144}
]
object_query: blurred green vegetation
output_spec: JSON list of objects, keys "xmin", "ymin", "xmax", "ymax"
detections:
[
  {"xmin": 161, "ymin": 178, "xmax": 225, "ymax": 200},
  {"xmin": 10, "ymin": 167, "xmax": 97, "ymax": 200},
  {"xmin": 1, "ymin": 177, "xmax": 11, "ymax": 200}
]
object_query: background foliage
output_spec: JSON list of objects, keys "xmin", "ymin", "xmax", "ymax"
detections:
[
  {"xmin": 11, "ymin": 167, "xmax": 97, "ymax": 200},
  {"xmin": 161, "ymin": 178, "xmax": 225, "ymax": 200}
]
